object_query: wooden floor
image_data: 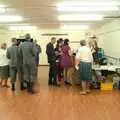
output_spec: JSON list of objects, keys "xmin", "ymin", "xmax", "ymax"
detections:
[{"xmin": 0, "ymin": 66, "xmax": 120, "ymax": 120}]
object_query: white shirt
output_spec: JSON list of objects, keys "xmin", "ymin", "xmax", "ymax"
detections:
[
  {"xmin": 76, "ymin": 46, "xmax": 93, "ymax": 63},
  {"xmin": 0, "ymin": 49, "xmax": 9, "ymax": 66}
]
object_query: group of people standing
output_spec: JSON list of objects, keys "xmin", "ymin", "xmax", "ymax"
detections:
[
  {"xmin": 46, "ymin": 38, "xmax": 94, "ymax": 95},
  {"xmin": 46, "ymin": 37, "xmax": 72, "ymax": 86},
  {"xmin": 0, "ymin": 34, "xmax": 41, "ymax": 94},
  {"xmin": 0, "ymin": 34, "xmax": 98, "ymax": 95}
]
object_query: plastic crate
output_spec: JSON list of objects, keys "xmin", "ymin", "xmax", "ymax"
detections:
[{"xmin": 101, "ymin": 82, "xmax": 113, "ymax": 91}]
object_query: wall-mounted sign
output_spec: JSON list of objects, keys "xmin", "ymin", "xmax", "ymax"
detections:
[{"xmin": 41, "ymin": 33, "xmax": 68, "ymax": 36}]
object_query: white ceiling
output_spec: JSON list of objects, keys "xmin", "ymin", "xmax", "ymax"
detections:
[{"xmin": 0, "ymin": 0, "xmax": 120, "ymax": 29}]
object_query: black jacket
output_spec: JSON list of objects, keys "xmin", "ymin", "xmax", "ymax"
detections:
[{"xmin": 46, "ymin": 42, "xmax": 56, "ymax": 63}]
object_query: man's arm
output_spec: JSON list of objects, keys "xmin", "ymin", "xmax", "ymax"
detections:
[
  {"xmin": 38, "ymin": 45, "xmax": 42, "ymax": 54},
  {"xmin": 31, "ymin": 43, "xmax": 37, "ymax": 56},
  {"xmin": 46, "ymin": 44, "xmax": 55, "ymax": 56},
  {"xmin": 75, "ymin": 49, "xmax": 81, "ymax": 70}
]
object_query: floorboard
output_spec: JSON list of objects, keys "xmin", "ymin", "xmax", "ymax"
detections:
[{"xmin": 0, "ymin": 66, "xmax": 120, "ymax": 120}]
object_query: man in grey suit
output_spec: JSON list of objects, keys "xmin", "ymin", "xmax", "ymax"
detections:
[
  {"xmin": 17, "ymin": 39, "xmax": 26, "ymax": 90},
  {"xmin": 7, "ymin": 38, "xmax": 19, "ymax": 91},
  {"xmin": 19, "ymin": 34, "xmax": 36, "ymax": 94}
]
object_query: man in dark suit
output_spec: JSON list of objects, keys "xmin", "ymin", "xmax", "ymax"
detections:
[
  {"xmin": 46, "ymin": 37, "xmax": 59, "ymax": 86},
  {"xmin": 34, "ymin": 40, "xmax": 42, "ymax": 67}
]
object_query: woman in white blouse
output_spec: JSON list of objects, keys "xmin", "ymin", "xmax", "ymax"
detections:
[
  {"xmin": 76, "ymin": 40, "xmax": 93, "ymax": 95},
  {"xmin": 0, "ymin": 43, "xmax": 9, "ymax": 87}
]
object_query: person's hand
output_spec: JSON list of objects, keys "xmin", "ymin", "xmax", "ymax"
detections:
[
  {"xmin": 56, "ymin": 52, "xmax": 62, "ymax": 56},
  {"xmin": 59, "ymin": 52, "xmax": 62, "ymax": 55},
  {"xmin": 75, "ymin": 65, "xmax": 79, "ymax": 70},
  {"xmin": 55, "ymin": 51, "xmax": 59, "ymax": 55},
  {"xmin": 55, "ymin": 51, "xmax": 58, "ymax": 54}
]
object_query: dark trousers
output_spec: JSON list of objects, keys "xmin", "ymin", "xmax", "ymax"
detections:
[
  {"xmin": 23, "ymin": 63, "xmax": 36, "ymax": 84},
  {"xmin": 9, "ymin": 67, "xmax": 18, "ymax": 84},
  {"xmin": 49, "ymin": 61, "xmax": 57, "ymax": 85},
  {"xmin": 18, "ymin": 65, "xmax": 24, "ymax": 83},
  {"xmin": 56, "ymin": 62, "xmax": 63, "ymax": 81}
]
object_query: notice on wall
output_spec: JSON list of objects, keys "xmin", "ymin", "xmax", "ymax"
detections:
[{"xmin": 41, "ymin": 33, "xmax": 68, "ymax": 36}]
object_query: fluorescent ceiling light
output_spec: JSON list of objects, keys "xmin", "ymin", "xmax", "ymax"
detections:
[
  {"xmin": 7, "ymin": 23, "xmax": 30, "ymax": 26},
  {"xmin": 57, "ymin": 1, "xmax": 120, "ymax": 6},
  {"xmin": 0, "ymin": 4, "xmax": 7, "ymax": 7},
  {"xmin": 58, "ymin": 14, "xmax": 103, "ymax": 21},
  {"xmin": 0, "ymin": 15, "xmax": 23, "ymax": 22},
  {"xmin": 9, "ymin": 26, "xmax": 37, "ymax": 31},
  {"xmin": 57, "ymin": 6, "xmax": 119, "ymax": 12},
  {"xmin": 60, "ymin": 25, "xmax": 89, "ymax": 30}
]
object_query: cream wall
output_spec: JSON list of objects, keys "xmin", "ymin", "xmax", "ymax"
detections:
[
  {"xmin": 1, "ymin": 29, "xmax": 87, "ymax": 65},
  {"xmin": 0, "ymin": 20, "xmax": 119, "ymax": 64},
  {"xmin": 96, "ymin": 19, "xmax": 120, "ymax": 59},
  {"xmin": 0, "ymin": 27, "xmax": 111, "ymax": 65},
  {"xmin": 2, "ymin": 23, "xmax": 118, "ymax": 65},
  {"xmin": 0, "ymin": 29, "xmax": 8, "ymax": 43}
]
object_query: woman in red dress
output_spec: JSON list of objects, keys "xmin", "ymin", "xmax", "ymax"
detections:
[{"xmin": 61, "ymin": 39, "xmax": 72, "ymax": 85}]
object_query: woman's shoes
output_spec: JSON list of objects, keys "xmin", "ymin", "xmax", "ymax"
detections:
[
  {"xmin": 80, "ymin": 90, "xmax": 90, "ymax": 95},
  {"xmin": 80, "ymin": 91, "xmax": 87, "ymax": 95},
  {"xmin": 64, "ymin": 81, "xmax": 72, "ymax": 86},
  {"xmin": 12, "ymin": 84, "xmax": 15, "ymax": 91},
  {"xmin": 86, "ymin": 89, "xmax": 90, "ymax": 93},
  {"xmin": 1, "ymin": 84, "xmax": 10, "ymax": 88}
]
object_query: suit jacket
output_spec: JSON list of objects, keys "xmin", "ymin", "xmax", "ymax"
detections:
[
  {"xmin": 19, "ymin": 41, "xmax": 36, "ymax": 65},
  {"xmin": 7, "ymin": 44, "xmax": 19, "ymax": 67},
  {"xmin": 46, "ymin": 42, "xmax": 56, "ymax": 63}
]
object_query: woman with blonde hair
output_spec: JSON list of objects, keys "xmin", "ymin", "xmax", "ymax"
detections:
[{"xmin": 0, "ymin": 43, "xmax": 9, "ymax": 87}]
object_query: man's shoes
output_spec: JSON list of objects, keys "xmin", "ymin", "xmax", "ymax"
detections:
[
  {"xmin": 28, "ymin": 82, "xmax": 37, "ymax": 94},
  {"xmin": 48, "ymin": 83, "xmax": 53, "ymax": 86},
  {"xmin": 27, "ymin": 82, "xmax": 31, "ymax": 92},
  {"xmin": 48, "ymin": 81, "xmax": 53, "ymax": 86},
  {"xmin": 12, "ymin": 84, "xmax": 15, "ymax": 91},
  {"xmin": 64, "ymin": 81, "xmax": 72, "ymax": 86},
  {"xmin": 20, "ymin": 82, "xmax": 27, "ymax": 91},
  {"xmin": 53, "ymin": 83, "xmax": 60, "ymax": 87},
  {"xmin": 29, "ymin": 89, "xmax": 37, "ymax": 94}
]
